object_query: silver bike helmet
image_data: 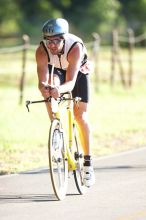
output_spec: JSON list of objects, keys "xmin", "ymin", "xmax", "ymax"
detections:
[{"xmin": 42, "ymin": 18, "xmax": 69, "ymax": 38}]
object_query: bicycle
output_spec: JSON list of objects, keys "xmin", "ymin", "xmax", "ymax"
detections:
[{"xmin": 26, "ymin": 92, "xmax": 86, "ymax": 200}]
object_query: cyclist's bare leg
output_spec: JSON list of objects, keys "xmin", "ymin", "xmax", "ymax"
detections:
[
  {"xmin": 73, "ymin": 102, "xmax": 91, "ymax": 156},
  {"xmin": 45, "ymin": 74, "xmax": 60, "ymax": 120},
  {"xmin": 74, "ymin": 102, "xmax": 95, "ymax": 186}
]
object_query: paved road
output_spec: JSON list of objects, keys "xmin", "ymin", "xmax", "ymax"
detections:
[{"xmin": 0, "ymin": 147, "xmax": 146, "ymax": 220}]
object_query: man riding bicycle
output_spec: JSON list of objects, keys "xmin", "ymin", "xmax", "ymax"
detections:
[{"xmin": 36, "ymin": 18, "xmax": 95, "ymax": 187}]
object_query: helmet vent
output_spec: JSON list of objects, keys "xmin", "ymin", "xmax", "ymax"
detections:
[{"xmin": 49, "ymin": 28, "xmax": 54, "ymax": 33}]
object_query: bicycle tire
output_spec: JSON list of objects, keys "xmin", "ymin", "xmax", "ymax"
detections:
[
  {"xmin": 72, "ymin": 124, "xmax": 86, "ymax": 195},
  {"xmin": 48, "ymin": 118, "xmax": 68, "ymax": 200}
]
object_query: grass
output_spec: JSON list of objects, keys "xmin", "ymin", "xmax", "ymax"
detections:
[
  {"xmin": 0, "ymin": 86, "xmax": 50, "ymax": 174},
  {"xmin": 1, "ymin": 48, "xmax": 146, "ymax": 174},
  {"xmin": 90, "ymin": 83, "xmax": 146, "ymax": 155}
]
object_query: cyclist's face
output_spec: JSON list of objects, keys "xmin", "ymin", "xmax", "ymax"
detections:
[{"xmin": 46, "ymin": 37, "xmax": 64, "ymax": 55}]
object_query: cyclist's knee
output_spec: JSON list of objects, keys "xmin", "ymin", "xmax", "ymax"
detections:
[
  {"xmin": 74, "ymin": 102, "xmax": 89, "ymax": 123},
  {"xmin": 74, "ymin": 111, "xmax": 88, "ymax": 123}
]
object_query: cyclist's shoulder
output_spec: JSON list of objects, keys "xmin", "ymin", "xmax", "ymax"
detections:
[
  {"xmin": 64, "ymin": 33, "xmax": 83, "ymax": 45},
  {"xmin": 66, "ymin": 34, "xmax": 85, "ymax": 58},
  {"xmin": 36, "ymin": 42, "xmax": 47, "ymax": 58}
]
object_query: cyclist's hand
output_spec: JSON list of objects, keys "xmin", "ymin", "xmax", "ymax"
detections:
[
  {"xmin": 39, "ymin": 84, "xmax": 51, "ymax": 98},
  {"xmin": 50, "ymin": 86, "xmax": 60, "ymax": 99}
]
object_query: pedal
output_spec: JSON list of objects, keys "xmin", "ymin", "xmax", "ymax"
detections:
[{"xmin": 74, "ymin": 152, "xmax": 83, "ymax": 160}]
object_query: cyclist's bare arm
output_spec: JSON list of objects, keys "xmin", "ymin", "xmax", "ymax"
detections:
[
  {"xmin": 50, "ymin": 43, "xmax": 83, "ymax": 98},
  {"xmin": 36, "ymin": 45, "xmax": 51, "ymax": 98}
]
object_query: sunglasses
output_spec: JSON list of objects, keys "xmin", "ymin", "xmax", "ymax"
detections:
[{"xmin": 46, "ymin": 39, "xmax": 64, "ymax": 45}]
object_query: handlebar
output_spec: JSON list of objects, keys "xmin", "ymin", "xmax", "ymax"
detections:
[
  {"xmin": 26, "ymin": 97, "xmax": 51, "ymax": 112},
  {"xmin": 25, "ymin": 95, "xmax": 81, "ymax": 112}
]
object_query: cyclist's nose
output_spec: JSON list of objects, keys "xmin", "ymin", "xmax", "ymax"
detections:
[{"xmin": 49, "ymin": 42, "xmax": 56, "ymax": 48}]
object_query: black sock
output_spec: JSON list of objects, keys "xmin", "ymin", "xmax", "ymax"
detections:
[{"xmin": 84, "ymin": 155, "xmax": 92, "ymax": 166}]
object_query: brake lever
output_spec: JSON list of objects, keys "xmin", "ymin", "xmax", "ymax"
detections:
[{"xmin": 26, "ymin": 100, "xmax": 30, "ymax": 112}]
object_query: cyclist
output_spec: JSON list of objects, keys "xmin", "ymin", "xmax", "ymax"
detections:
[{"xmin": 36, "ymin": 18, "xmax": 95, "ymax": 187}]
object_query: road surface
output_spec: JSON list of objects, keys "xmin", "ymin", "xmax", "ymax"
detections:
[{"xmin": 0, "ymin": 147, "xmax": 146, "ymax": 220}]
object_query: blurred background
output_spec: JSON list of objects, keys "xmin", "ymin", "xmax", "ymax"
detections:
[
  {"xmin": 1, "ymin": 0, "xmax": 146, "ymax": 174},
  {"xmin": 1, "ymin": 0, "xmax": 146, "ymax": 43}
]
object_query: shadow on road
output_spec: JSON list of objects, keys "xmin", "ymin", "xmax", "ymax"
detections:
[
  {"xmin": 0, "ymin": 193, "xmax": 81, "ymax": 204},
  {"xmin": 19, "ymin": 164, "xmax": 146, "ymax": 176},
  {"xmin": 0, "ymin": 194, "xmax": 58, "ymax": 203},
  {"xmin": 94, "ymin": 164, "xmax": 146, "ymax": 172}
]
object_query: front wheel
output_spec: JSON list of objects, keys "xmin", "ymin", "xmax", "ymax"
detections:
[
  {"xmin": 48, "ymin": 119, "xmax": 68, "ymax": 200},
  {"xmin": 73, "ymin": 124, "xmax": 86, "ymax": 195}
]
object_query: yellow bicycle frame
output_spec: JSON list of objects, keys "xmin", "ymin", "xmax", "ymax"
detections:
[{"xmin": 56, "ymin": 96, "xmax": 77, "ymax": 171}]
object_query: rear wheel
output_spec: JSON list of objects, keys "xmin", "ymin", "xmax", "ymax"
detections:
[
  {"xmin": 48, "ymin": 119, "xmax": 68, "ymax": 200},
  {"xmin": 73, "ymin": 124, "xmax": 86, "ymax": 194}
]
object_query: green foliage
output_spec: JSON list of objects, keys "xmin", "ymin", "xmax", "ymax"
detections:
[
  {"xmin": 118, "ymin": 0, "xmax": 146, "ymax": 33},
  {"xmin": 1, "ymin": 0, "xmax": 146, "ymax": 42},
  {"xmin": 0, "ymin": 0, "xmax": 122, "ymax": 42},
  {"xmin": 50, "ymin": 0, "xmax": 121, "ymax": 40},
  {"xmin": 0, "ymin": 0, "xmax": 20, "ymax": 34},
  {"xmin": 15, "ymin": 0, "xmax": 61, "ymax": 35}
]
